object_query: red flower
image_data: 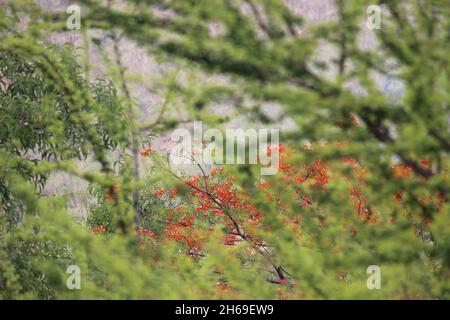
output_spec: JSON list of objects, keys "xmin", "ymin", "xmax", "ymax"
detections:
[
  {"xmin": 140, "ymin": 147, "xmax": 151, "ymax": 157},
  {"xmin": 267, "ymin": 144, "xmax": 285, "ymax": 156},
  {"xmin": 92, "ymin": 226, "xmax": 107, "ymax": 234},
  {"xmin": 391, "ymin": 164, "xmax": 412, "ymax": 178},
  {"xmin": 137, "ymin": 228, "xmax": 158, "ymax": 239},
  {"xmin": 105, "ymin": 183, "xmax": 120, "ymax": 201},
  {"xmin": 394, "ymin": 192, "xmax": 403, "ymax": 203},
  {"xmin": 153, "ymin": 188, "xmax": 165, "ymax": 198},
  {"xmin": 420, "ymin": 158, "xmax": 431, "ymax": 170}
]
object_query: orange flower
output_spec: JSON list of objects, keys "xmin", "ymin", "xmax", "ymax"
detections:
[
  {"xmin": 153, "ymin": 188, "xmax": 165, "ymax": 198},
  {"xmin": 105, "ymin": 183, "xmax": 120, "ymax": 201},
  {"xmin": 391, "ymin": 164, "xmax": 412, "ymax": 178},
  {"xmin": 92, "ymin": 226, "xmax": 107, "ymax": 234},
  {"xmin": 140, "ymin": 147, "xmax": 151, "ymax": 157},
  {"xmin": 420, "ymin": 158, "xmax": 431, "ymax": 170}
]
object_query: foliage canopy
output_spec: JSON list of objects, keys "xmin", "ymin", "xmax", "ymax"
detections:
[{"xmin": 0, "ymin": 0, "xmax": 448, "ymax": 299}]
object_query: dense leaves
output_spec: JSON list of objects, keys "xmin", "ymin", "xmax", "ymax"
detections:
[{"xmin": 0, "ymin": 0, "xmax": 449, "ymax": 299}]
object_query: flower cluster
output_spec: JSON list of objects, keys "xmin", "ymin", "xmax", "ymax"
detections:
[
  {"xmin": 137, "ymin": 228, "xmax": 158, "ymax": 239},
  {"xmin": 105, "ymin": 183, "xmax": 120, "ymax": 201},
  {"xmin": 391, "ymin": 164, "xmax": 413, "ymax": 178},
  {"xmin": 92, "ymin": 143, "xmax": 446, "ymax": 291},
  {"xmin": 92, "ymin": 226, "xmax": 107, "ymax": 234}
]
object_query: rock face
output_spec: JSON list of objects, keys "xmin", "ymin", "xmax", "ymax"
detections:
[{"xmin": 35, "ymin": 1, "xmax": 383, "ymax": 216}]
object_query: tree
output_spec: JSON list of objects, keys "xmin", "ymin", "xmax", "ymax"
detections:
[{"xmin": 0, "ymin": 0, "xmax": 448, "ymax": 299}]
